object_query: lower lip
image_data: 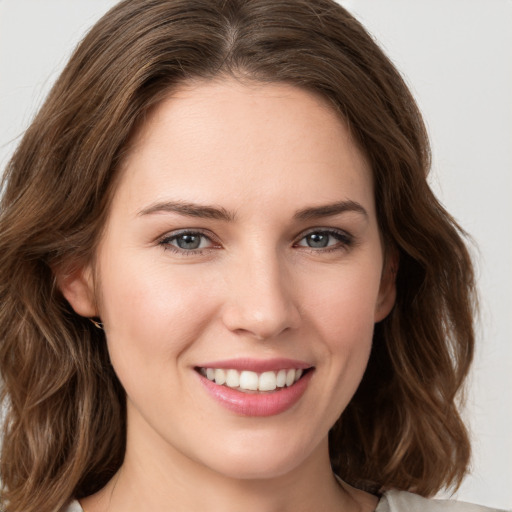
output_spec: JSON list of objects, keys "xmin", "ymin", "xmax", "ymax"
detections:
[{"xmin": 197, "ymin": 370, "xmax": 313, "ymax": 417}]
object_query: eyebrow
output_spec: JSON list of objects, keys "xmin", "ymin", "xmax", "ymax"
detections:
[
  {"xmin": 293, "ymin": 200, "xmax": 368, "ymax": 221},
  {"xmin": 138, "ymin": 201, "xmax": 235, "ymax": 221},
  {"xmin": 138, "ymin": 199, "xmax": 367, "ymax": 222}
]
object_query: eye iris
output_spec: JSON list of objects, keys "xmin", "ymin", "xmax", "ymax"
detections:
[
  {"xmin": 176, "ymin": 234, "xmax": 201, "ymax": 250},
  {"xmin": 307, "ymin": 232, "xmax": 329, "ymax": 248}
]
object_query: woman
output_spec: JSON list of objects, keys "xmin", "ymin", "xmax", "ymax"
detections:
[{"xmin": 0, "ymin": 1, "xmax": 503, "ymax": 511}]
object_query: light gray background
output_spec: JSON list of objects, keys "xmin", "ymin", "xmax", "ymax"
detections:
[{"xmin": 0, "ymin": 1, "xmax": 510, "ymax": 509}]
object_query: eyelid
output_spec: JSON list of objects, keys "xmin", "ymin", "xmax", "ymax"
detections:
[
  {"xmin": 293, "ymin": 227, "xmax": 354, "ymax": 250},
  {"xmin": 158, "ymin": 229, "xmax": 221, "ymax": 254},
  {"xmin": 156, "ymin": 226, "xmax": 354, "ymax": 255}
]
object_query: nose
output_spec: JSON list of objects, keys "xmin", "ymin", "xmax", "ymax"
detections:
[{"xmin": 221, "ymin": 252, "xmax": 301, "ymax": 340}]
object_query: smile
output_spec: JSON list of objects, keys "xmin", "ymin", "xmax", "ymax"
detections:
[
  {"xmin": 195, "ymin": 360, "xmax": 314, "ymax": 417},
  {"xmin": 198, "ymin": 367, "xmax": 304, "ymax": 392}
]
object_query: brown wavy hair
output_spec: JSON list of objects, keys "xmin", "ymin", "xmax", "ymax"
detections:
[{"xmin": 0, "ymin": 1, "xmax": 476, "ymax": 511}]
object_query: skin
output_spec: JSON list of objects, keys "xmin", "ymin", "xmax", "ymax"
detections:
[{"xmin": 61, "ymin": 78, "xmax": 396, "ymax": 512}]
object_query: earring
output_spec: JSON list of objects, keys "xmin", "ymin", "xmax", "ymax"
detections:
[{"xmin": 89, "ymin": 318, "xmax": 104, "ymax": 329}]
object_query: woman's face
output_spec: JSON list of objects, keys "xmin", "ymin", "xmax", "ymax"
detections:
[{"xmin": 65, "ymin": 79, "xmax": 395, "ymax": 480}]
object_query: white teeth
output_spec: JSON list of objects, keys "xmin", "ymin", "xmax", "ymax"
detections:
[
  {"xmin": 225, "ymin": 369, "xmax": 240, "ymax": 388},
  {"xmin": 285, "ymin": 369, "xmax": 296, "ymax": 387},
  {"xmin": 202, "ymin": 367, "xmax": 307, "ymax": 391},
  {"xmin": 239, "ymin": 370, "xmax": 259, "ymax": 391},
  {"xmin": 276, "ymin": 369, "xmax": 287, "ymax": 387},
  {"xmin": 214, "ymin": 368, "xmax": 226, "ymax": 385},
  {"xmin": 259, "ymin": 371, "xmax": 277, "ymax": 391}
]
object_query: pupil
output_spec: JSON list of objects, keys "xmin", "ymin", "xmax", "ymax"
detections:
[
  {"xmin": 177, "ymin": 234, "xmax": 201, "ymax": 249},
  {"xmin": 307, "ymin": 233, "xmax": 328, "ymax": 248}
]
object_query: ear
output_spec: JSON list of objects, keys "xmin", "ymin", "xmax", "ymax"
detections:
[
  {"xmin": 55, "ymin": 264, "xmax": 98, "ymax": 318},
  {"xmin": 374, "ymin": 249, "xmax": 398, "ymax": 322}
]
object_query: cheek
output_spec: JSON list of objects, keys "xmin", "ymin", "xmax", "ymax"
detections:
[
  {"xmin": 304, "ymin": 260, "xmax": 382, "ymax": 341},
  {"xmin": 96, "ymin": 254, "xmax": 220, "ymax": 380},
  {"xmin": 302, "ymin": 262, "xmax": 381, "ymax": 403}
]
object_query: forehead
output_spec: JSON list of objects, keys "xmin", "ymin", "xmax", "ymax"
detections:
[{"xmin": 114, "ymin": 79, "xmax": 374, "ymax": 219}]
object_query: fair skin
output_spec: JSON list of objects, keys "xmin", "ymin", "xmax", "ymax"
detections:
[{"xmin": 61, "ymin": 79, "xmax": 396, "ymax": 512}]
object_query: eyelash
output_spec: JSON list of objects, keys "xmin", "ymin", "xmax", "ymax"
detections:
[
  {"xmin": 158, "ymin": 228, "xmax": 354, "ymax": 256},
  {"xmin": 293, "ymin": 229, "xmax": 354, "ymax": 253},
  {"xmin": 158, "ymin": 230, "xmax": 219, "ymax": 256}
]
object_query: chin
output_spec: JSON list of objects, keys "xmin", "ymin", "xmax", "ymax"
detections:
[{"xmin": 196, "ymin": 435, "xmax": 315, "ymax": 481}]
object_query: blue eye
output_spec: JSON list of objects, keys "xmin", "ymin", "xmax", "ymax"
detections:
[
  {"xmin": 296, "ymin": 229, "xmax": 352, "ymax": 250},
  {"xmin": 173, "ymin": 233, "xmax": 203, "ymax": 250},
  {"xmin": 160, "ymin": 231, "xmax": 214, "ymax": 252}
]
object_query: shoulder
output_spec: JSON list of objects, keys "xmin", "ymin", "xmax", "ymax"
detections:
[
  {"xmin": 61, "ymin": 500, "xmax": 83, "ymax": 512},
  {"xmin": 376, "ymin": 490, "xmax": 506, "ymax": 512}
]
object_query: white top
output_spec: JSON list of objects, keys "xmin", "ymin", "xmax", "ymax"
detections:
[
  {"xmin": 375, "ymin": 490, "xmax": 505, "ymax": 511},
  {"xmin": 63, "ymin": 490, "xmax": 506, "ymax": 511}
]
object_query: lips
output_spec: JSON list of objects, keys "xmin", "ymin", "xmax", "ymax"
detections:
[{"xmin": 195, "ymin": 358, "xmax": 314, "ymax": 416}]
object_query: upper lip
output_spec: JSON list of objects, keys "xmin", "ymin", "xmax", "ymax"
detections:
[{"xmin": 195, "ymin": 358, "xmax": 313, "ymax": 373}]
